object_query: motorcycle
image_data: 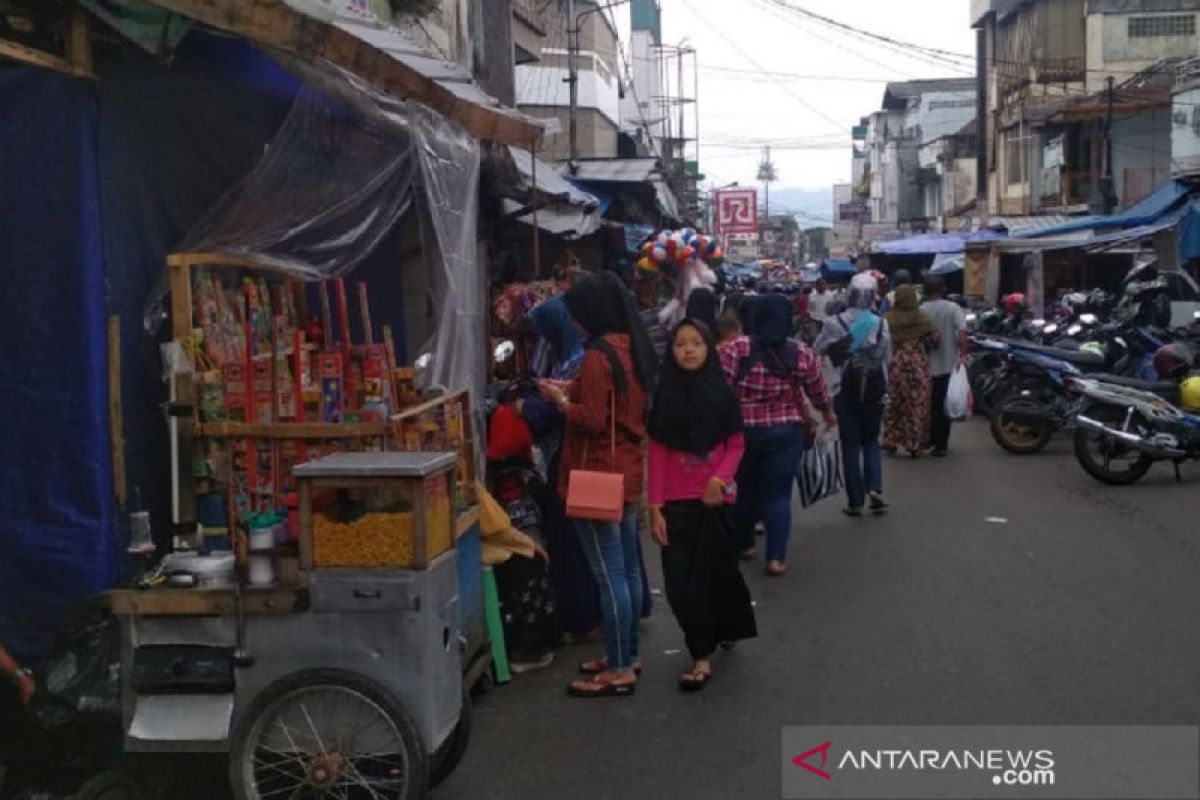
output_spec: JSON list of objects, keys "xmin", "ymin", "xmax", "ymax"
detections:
[{"xmin": 1070, "ymin": 375, "xmax": 1200, "ymax": 486}]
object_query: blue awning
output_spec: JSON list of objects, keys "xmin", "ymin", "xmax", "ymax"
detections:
[
  {"xmin": 822, "ymin": 258, "xmax": 856, "ymax": 277},
  {"xmin": 876, "ymin": 230, "xmax": 1004, "ymax": 255},
  {"xmin": 1026, "ymin": 179, "xmax": 1193, "ymax": 239},
  {"xmin": 566, "ymin": 179, "xmax": 615, "ymax": 217}
]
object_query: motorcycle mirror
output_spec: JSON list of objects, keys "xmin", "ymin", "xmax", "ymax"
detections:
[
  {"xmin": 1080, "ymin": 313, "xmax": 1098, "ymax": 325},
  {"xmin": 493, "ymin": 340, "xmax": 516, "ymax": 364}
]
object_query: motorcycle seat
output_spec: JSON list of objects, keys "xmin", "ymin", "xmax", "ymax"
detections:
[
  {"xmin": 1011, "ymin": 341, "xmax": 1106, "ymax": 368},
  {"xmin": 1090, "ymin": 374, "xmax": 1181, "ymax": 400}
]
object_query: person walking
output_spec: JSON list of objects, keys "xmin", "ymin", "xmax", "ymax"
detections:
[
  {"xmin": 816, "ymin": 273, "xmax": 892, "ymax": 517},
  {"xmin": 538, "ymin": 272, "xmax": 657, "ymax": 698},
  {"xmin": 648, "ymin": 319, "xmax": 757, "ymax": 692},
  {"xmin": 809, "ymin": 277, "xmax": 833, "ymax": 322},
  {"xmin": 721, "ymin": 294, "xmax": 836, "ymax": 577},
  {"xmin": 921, "ymin": 275, "xmax": 968, "ymax": 457},
  {"xmin": 882, "ymin": 285, "xmax": 938, "ymax": 457}
]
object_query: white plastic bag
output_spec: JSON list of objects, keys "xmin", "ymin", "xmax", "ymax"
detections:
[
  {"xmin": 796, "ymin": 431, "xmax": 843, "ymax": 509},
  {"xmin": 945, "ymin": 364, "xmax": 970, "ymax": 420}
]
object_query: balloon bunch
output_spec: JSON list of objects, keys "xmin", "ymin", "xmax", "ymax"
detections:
[{"xmin": 636, "ymin": 228, "xmax": 725, "ymax": 275}]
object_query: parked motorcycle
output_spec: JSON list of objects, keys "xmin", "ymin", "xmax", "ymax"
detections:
[{"xmin": 1070, "ymin": 375, "xmax": 1200, "ymax": 485}]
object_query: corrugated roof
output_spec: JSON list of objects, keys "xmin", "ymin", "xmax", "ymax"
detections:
[
  {"xmin": 505, "ymin": 146, "xmax": 598, "ymax": 208},
  {"xmin": 561, "ymin": 158, "xmax": 661, "ymax": 183}
]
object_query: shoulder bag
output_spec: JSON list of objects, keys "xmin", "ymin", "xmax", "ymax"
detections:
[{"xmin": 565, "ymin": 389, "xmax": 625, "ymax": 522}]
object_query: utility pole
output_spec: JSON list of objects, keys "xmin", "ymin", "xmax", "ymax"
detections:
[
  {"xmin": 566, "ymin": 0, "xmax": 578, "ymax": 174},
  {"xmin": 1102, "ymin": 75, "xmax": 1117, "ymax": 215}
]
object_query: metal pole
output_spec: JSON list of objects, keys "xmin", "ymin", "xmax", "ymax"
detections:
[
  {"xmin": 677, "ymin": 47, "xmax": 685, "ymax": 158},
  {"xmin": 1103, "ymin": 75, "xmax": 1116, "ymax": 215},
  {"xmin": 567, "ymin": 0, "xmax": 578, "ymax": 173},
  {"xmin": 531, "ymin": 141, "xmax": 541, "ymax": 274},
  {"xmin": 692, "ymin": 48, "xmax": 700, "ymax": 174}
]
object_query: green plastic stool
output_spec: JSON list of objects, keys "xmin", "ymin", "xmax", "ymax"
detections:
[{"xmin": 482, "ymin": 566, "xmax": 511, "ymax": 684}]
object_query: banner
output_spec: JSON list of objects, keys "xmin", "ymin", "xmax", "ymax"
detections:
[{"xmin": 715, "ymin": 188, "xmax": 759, "ymax": 237}]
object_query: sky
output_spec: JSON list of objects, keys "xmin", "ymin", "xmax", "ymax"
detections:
[{"xmin": 636, "ymin": 0, "xmax": 978, "ymax": 219}]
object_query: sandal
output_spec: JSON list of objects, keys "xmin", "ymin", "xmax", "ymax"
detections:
[
  {"xmin": 739, "ymin": 547, "xmax": 757, "ymax": 561},
  {"xmin": 765, "ymin": 560, "xmax": 788, "ymax": 577},
  {"xmin": 869, "ymin": 493, "xmax": 889, "ymax": 514},
  {"xmin": 579, "ymin": 658, "xmax": 643, "ymax": 676},
  {"xmin": 678, "ymin": 669, "xmax": 712, "ymax": 693},
  {"xmin": 568, "ymin": 676, "xmax": 637, "ymax": 698},
  {"xmin": 842, "ymin": 507, "xmax": 863, "ymax": 518}
]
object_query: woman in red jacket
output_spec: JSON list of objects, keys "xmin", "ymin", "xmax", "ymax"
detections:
[{"xmin": 538, "ymin": 272, "xmax": 657, "ymax": 697}]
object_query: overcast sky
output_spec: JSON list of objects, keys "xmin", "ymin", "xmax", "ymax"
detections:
[{"xmin": 641, "ymin": 0, "xmax": 977, "ymax": 204}]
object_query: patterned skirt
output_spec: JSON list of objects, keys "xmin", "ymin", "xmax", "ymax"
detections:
[{"xmin": 883, "ymin": 339, "xmax": 933, "ymax": 453}]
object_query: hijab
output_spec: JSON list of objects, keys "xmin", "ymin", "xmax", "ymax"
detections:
[
  {"xmin": 848, "ymin": 272, "xmax": 880, "ymax": 311},
  {"xmin": 530, "ymin": 296, "xmax": 583, "ymax": 364},
  {"xmin": 648, "ymin": 320, "xmax": 744, "ymax": 456},
  {"xmin": 563, "ymin": 271, "xmax": 657, "ymax": 394},
  {"xmin": 886, "ymin": 285, "xmax": 935, "ymax": 343},
  {"xmin": 684, "ymin": 288, "xmax": 719, "ymax": 332},
  {"xmin": 746, "ymin": 293, "xmax": 799, "ymax": 379}
]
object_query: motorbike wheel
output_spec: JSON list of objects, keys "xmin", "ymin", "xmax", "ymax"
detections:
[
  {"xmin": 990, "ymin": 394, "xmax": 1055, "ymax": 455},
  {"xmin": 1073, "ymin": 406, "xmax": 1154, "ymax": 486}
]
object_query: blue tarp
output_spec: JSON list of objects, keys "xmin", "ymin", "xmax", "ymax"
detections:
[
  {"xmin": 1027, "ymin": 179, "xmax": 1193, "ymax": 239},
  {"xmin": 566, "ymin": 179, "xmax": 615, "ymax": 217},
  {"xmin": 1177, "ymin": 201, "xmax": 1200, "ymax": 265},
  {"xmin": 877, "ymin": 230, "xmax": 1004, "ymax": 255},
  {"xmin": 0, "ymin": 35, "xmax": 301, "ymax": 664},
  {"xmin": 822, "ymin": 258, "xmax": 856, "ymax": 277}
]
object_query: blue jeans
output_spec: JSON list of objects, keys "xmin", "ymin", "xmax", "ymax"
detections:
[
  {"xmin": 573, "ymin": 505, "xmax": 643, "ymax": 671},
  {"xmin": 734, "ymin": 424, "xmax": 806, "ymax": 563},
  {"xmin": 836, "ymin": 391, "xmax": 884, "ymax": 509}
]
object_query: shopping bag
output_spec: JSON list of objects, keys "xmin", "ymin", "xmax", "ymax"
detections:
[
  {"xmin": 565, "ymin": 389, "xmax": 624, "ymax": 522},
  {"xmin": 945, "ymin": 364, "xmax": 970, "ymax": 421},
  {"xmin": 796, "ymin": 434, "xmax": 844, "ymax": 509}
]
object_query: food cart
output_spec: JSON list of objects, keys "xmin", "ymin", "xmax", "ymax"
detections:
[{"xmin": 105, "ymin": 451, "xmax": 470, "ymax": 800}]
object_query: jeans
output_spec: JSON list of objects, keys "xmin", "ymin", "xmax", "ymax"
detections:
[
  {"xmin": 733, "ymin": 424, "xmax": 806, "ymax": 563},
  {"xmin": 573, "ymin": 504, "xmax": 643, "ymax": 671},
  {"xmin": 836, "ymin": 391, "xmax": 884, "ymax": 510},
  {"xmin": 930, "ymin": 373, "xmax": 953, "ymax": 452}
]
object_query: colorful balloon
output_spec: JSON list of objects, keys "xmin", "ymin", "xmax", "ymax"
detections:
[{"xmin": 652, "ymin": 245, "xmax": 668, "ymax": 263}]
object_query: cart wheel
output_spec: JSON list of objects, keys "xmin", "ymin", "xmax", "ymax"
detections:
[
  {"xmin": 74, "ymin": 770, "xmax": 152, "ymax": 800},
  {"xmin": 427, "ymin": 685, "xmax": 472, "ymax": 790},
  {"xmin": 229, "ymin": 669, "xmax": 427, "ymax": 800}
]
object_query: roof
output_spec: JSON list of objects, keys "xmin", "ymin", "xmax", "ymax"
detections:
[
  {"xmin": 882, "ymin": 78, "xmax": 976, "ymax": 110},
  {"xmin": 505, "ymin": 146, "xmax": 598, "ymax": 208},
  {"xmin": 875, "ymin": 230, "xmax": 1004, "ymax": 256},
  {"xmin": 1025, "ymin": 179, "xmax": 1192, "ymax": 238},
  {"xmin": 561, "ymin": 158, "xmax": 662, "ymax": 183},
  {"xmin": 144, "ymin": 0, "xmax": 543, "ymax": 146}
]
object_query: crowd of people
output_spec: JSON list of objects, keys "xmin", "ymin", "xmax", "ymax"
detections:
[{"xmin": 494, "ymin": 263, "xmax": 968, "ymax": 699}]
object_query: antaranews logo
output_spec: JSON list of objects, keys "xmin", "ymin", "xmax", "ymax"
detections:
[{"xmin": 791, "ymin": 742, "xmax": 1056, "ymax": 788}]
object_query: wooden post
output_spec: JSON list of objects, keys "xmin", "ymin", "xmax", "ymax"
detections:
[
  {"xmin": 168, "ymin": 255, "xmax": 193, "ymax": 346},
  {"xmin": 107, "ymin": 316, "xmax": 127, "ymax": 509},
  {"xmin": 530, "ymin": 140, "xmax": 541, "ymax": 275},
  {"xmin": 66, "ymin": 6, "xmax": 93, "ymax": 76},
  {"xmin": 357, "ymin": 281, "xmax": 374, "ymax": 345}
]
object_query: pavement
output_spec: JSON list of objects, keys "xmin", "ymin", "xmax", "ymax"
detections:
[{"xmin": 435, "ymin": 419, "xmax": 1200, "ymax": 800}]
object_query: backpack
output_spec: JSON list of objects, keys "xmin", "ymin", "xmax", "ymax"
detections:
[{"xmin": 836, "ymin": 315, "xmax": 887, "ymax": 408}]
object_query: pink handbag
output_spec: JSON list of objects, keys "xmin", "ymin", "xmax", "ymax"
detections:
[{"xmin": 566, "ymin": 390, "xmax": 625, "ymax": 522}]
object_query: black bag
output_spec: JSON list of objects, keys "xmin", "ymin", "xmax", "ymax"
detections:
[{"xmin": 838, "ymin": 316, "xmax": 887, "ymax": 407}]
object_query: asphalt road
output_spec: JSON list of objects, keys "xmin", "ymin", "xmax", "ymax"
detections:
[{"xmin": 435, "ymin": 420, "xmax": 1200, "ymax": 800}]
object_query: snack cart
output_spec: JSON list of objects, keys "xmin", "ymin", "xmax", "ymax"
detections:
[{"xmin": 105, "ymin": 451, "xmax": 470, "ymax": 800}]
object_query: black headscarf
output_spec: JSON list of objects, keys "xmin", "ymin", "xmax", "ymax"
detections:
[
  {"xmin": 648, "ymin": 320, "xmax": 744, "ymax": 456},
  {"xmin": 563, "ymin": 271, "xmax": 658, "ymax": 395},
  {"xmin": 685, "ymin": 288, "xmax": 719, "ymax": 332},
  {"xmin": 745, "ymin": 293, "xmax": 799, "ymax": 379}
]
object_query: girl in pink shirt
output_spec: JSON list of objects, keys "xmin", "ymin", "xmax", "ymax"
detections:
[{"xmin": 648, "ymin": 319, "xmax": 758, "ymax": 692}]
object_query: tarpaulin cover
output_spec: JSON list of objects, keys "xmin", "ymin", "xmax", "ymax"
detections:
[
  {"xmin": 877, "ymin": 230, "xmax": 1004, "ymax": 255},
  {"xmin": 1, "ymin": 34, "xmax": 299, "ymax": 665},
  {"xmin": 822, "ymin": 259, "xmax": 856, "ymax": 277},
  {"xmin": 0, "ymin": 69, "xmax": 116, "ymax": 664},
  {"xmin": 1026, "ymin": 179, "xmax": 1193, "ymax": 239}
]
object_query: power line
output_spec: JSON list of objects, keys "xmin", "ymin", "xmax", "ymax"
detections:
[{"xmin": 678, "ymin": 0, "xmax": 850, "ymax": 133}]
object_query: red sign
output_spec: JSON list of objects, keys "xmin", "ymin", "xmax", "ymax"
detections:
[{"xmin": 715, "ymin": 188, "xmax": 759, "ymax": 236}]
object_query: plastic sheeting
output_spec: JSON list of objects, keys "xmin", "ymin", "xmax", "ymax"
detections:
[
  {"xmin": 877, "ymin": 231, "xmax": 1004, "ymax": 255},
  {"xmin": 174, "ymin": 72, "xmax": 485, "ymax": 443},
  {"xmin": 180, "ymin": 87, "xmax": 419, "ymax": 278},
  {"xmin": 1026, "ymin": 179, "xmax": 1192, "ymax": 239}
]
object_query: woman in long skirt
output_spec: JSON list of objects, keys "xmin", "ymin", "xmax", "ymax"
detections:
[
  {"xmin": 648, "ymin": 319, "xmax": 757, "ymax": 691},
  {"xmin": 882, "ymin": 286, "xmax": 938, "ymax": 457}
]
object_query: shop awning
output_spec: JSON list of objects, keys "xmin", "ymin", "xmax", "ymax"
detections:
[
  {"xmin": 564, "ymin": 158, "xmax": 661, "ymax": 183},
  {"xmin": 822, "ymin": 258, "xmax": 856, "ymax": 277},
  {"xmin": 1025, "ymin": 179, "xmax": 1193, "ymax": 239},
  {"xmin": 503, "ymin": 146, "xmax": 599, "ymax": 208},
  {"xmin": 144, "ymin": 0, "xmax": 543, "ymax": 146},
  {"xmin": 501, "ymin": 200, "xmax": 602, "ymax": 239},
  {"xmin": 875, "ymin": 230, "xmax": 1004, "ymax": 255}
]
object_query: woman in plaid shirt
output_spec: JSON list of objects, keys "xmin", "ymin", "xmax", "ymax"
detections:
[{"xmin": 721, "ymin": 294, "xmax": 836, "ymax": 577}]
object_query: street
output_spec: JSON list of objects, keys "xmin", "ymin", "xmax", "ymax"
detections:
[{"xmin": 437, "ymin": 420, "xmax": 1200, "ymax": 800}]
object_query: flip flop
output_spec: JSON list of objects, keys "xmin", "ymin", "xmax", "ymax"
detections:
[
  {"xmin": 567, "ymin": 678, "xmax": 637, "ymax": 698},
  {"xmin": 579, "ymin": 658, "xmax": 643, "ymax": 676},
  {"xmin": 678, "ymin": 670, "xmax": 712, "ymax": 693}
]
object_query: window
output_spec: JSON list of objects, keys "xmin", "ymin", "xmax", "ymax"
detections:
[
  {"xmin": 1128, "ymin": 15, "xmax": 1195, "ymax": 38},
  {"xmin": 1006, "ymin": 134, "xmax": 1024, "ymax": 187}
]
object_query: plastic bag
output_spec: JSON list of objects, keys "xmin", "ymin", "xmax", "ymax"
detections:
[
  {"xmin": 796, "ymin": 432, "xmax": 843, "ymax": 509},
  {"xmin": 945, "ymin": 364, "xmax": 971, "ymax": 420}
]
